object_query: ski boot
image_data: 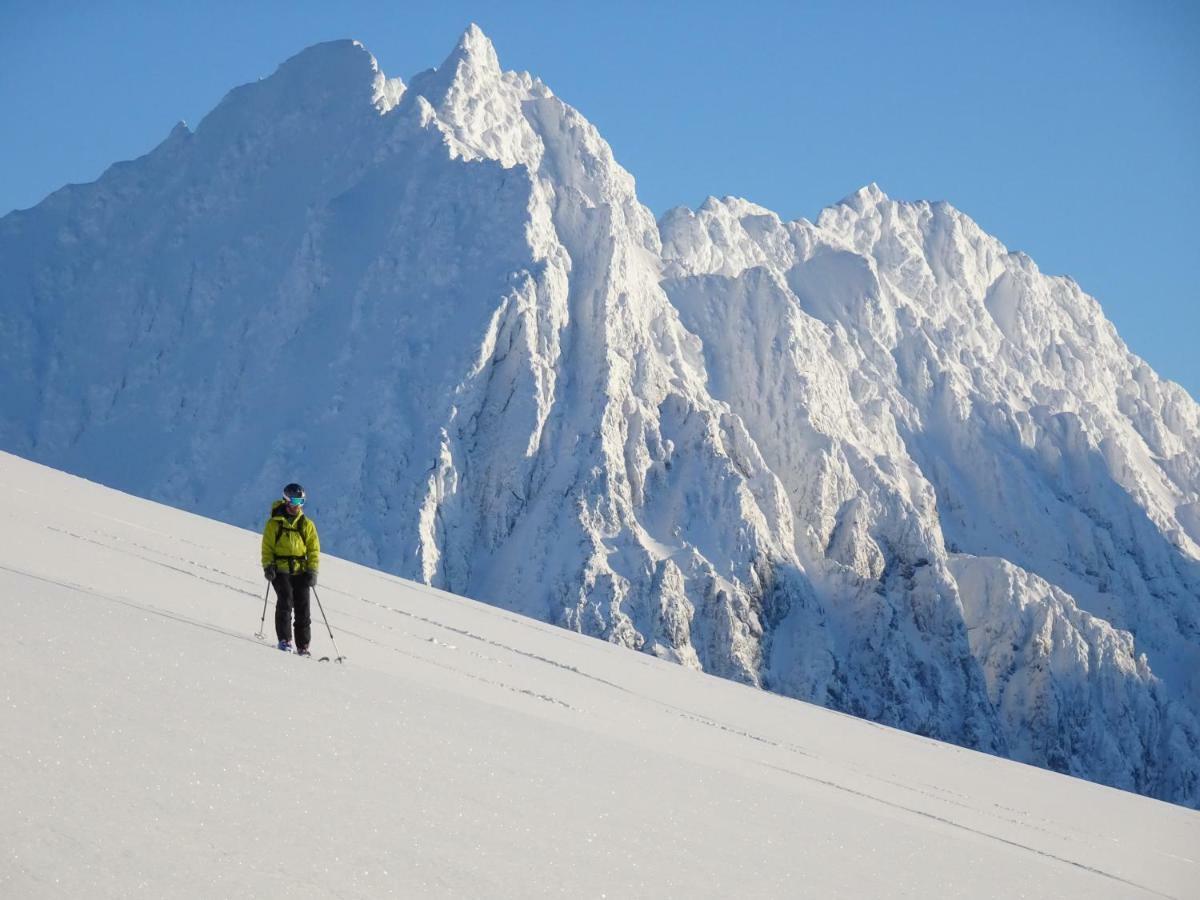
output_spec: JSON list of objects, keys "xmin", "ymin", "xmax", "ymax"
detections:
[{"xmin": 277, "ymin": 640, "xmax": 293, "ymax": 653}]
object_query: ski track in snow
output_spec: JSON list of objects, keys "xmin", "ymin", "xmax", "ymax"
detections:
[
  {"xmin": 2, "ymin": 26, "xmax": 1199, "ymax": 809},
  {"xmin": 2, "ymin": 452, "xmax": 1198, "ymax": 897},
  {"xmin": 6, "ymin": 493, "xmax": 1197, "ymax": 891},
  {"xmin": 48, "ymin": 515, "xmax": 840, "ymax": 756},
  {"xmin": 49, "ymin": 517, "xmax": 838, "ymax": 763},
  {"xmin": 760, "ymin": 761, "xmax": 1176, "ymax": 898},
  {"xmin": 3, "ymin": 524, "xmax": 1175, "ymax": 847}
]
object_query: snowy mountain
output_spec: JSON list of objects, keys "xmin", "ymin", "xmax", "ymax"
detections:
[
  {"xmin": 660, "ymin": 190, "xmax": 1200, "ymax": 803},
  {"xmin": 2, "ymin": 450, "xmax": 1197, "ymax": 898},
  {"xmin": 1, "ymin": 26, "xmax": 1197, "ymax": 807}
]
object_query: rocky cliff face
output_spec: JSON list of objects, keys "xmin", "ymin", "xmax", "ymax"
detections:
[
  {"xmin": 1, "ymin": 27, "xmax": 1196, "ymax": 805},
  {"xmin": 660, "ymin": 190, "xmax": 1200, "ymax": 802}
]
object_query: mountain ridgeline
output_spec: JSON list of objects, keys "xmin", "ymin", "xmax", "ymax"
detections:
[{"xmin": 2, "ymin": 27, "xmax": 1197, "ymax": 806}]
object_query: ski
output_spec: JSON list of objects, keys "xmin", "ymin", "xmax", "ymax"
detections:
[{"xmin": 256, "ymin": 635, "xmax": 343, "ymax": 662}]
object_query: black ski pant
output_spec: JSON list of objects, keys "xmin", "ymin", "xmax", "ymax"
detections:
[{"xmin": 272, "ymin": 571, "xmax": 312, "ymax": 648}]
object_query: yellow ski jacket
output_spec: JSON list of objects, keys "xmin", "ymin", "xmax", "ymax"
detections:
[{"xmin": 261, "ymin": 501, "xmax": 320, "ymax": 574}]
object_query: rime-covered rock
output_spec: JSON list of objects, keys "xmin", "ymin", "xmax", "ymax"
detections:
[{"xmin": 1, "ymin": 27, "xmax": 1196, "ymax": 806}]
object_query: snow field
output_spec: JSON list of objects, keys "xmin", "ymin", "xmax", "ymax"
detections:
[{"xmin": 1, "ymin": 451, "xmax": 1196, "ymax": 898}]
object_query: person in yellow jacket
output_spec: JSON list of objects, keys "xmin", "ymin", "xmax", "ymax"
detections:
[{"xmin": 261, "ymin": 482, "xmax": 320, "ymax": 655}]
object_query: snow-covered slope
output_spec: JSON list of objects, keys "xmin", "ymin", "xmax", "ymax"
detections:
[
  {"xmin": 1, "ymin": 26, "xmax": 1198, "ymax": 807},
  {"xmin": 1, "ymin": 450, "xmax": 1196, "ymax": 899}
]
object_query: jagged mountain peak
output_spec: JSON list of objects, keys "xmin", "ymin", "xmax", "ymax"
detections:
[
  {"xmin": 271, "ymin": 39, "xmax": 406, "ymax": 114},
  {"xmin": 412, "ymin": 23, "xmax": 504, "ymax": 107},
  {"xmin": 397, "ymin": 24, "xmax": 547, "ymax": 171},
  {"xmin": 697, "ymin": 195, "xmax": 778, "ymax": 218},
  {"xmin": 271, "ymin": 38, "xmax": 383, "ymax": 86},
  {"xmin": 1, "ymin": 31, "xmax": 1197, "ymax": 809},
  {"xmin": 455, "ymin": 23, "xmax": 501, "ymax": 67},
  {"xmin": 191, "ymin": 38, "xmax": 391, "ymax": 143},
  {"xmin": 660, "ymin": 196, "xmax": 801, "ymax": 279},
  {"xmin": 839, "ymin": 181, "xmax": 889, "ymax": 211}
]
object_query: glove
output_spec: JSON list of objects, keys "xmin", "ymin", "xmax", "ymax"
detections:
[
  {"xmin": 264, "ymin": 564, "xmax": 277, "ymax": 581},
  {"xmin": 308, "ymin": 571, "xmax": 318, "ymax": 588}
]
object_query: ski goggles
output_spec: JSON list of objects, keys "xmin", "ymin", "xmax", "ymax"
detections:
[{"xmin": 283, "ymin": 496, "xmax": 306, "ymax": 507}]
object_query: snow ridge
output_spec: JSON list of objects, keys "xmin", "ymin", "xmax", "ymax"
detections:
[
  {"xmin": 0, "ymin": 27, "xmax": 1197, "ymax": 807},
  {"xmin": 660, "ymin": 189, "xmax": 1200, "ymax": 804}
]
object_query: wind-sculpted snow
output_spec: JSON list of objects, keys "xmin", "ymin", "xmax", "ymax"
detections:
[
  {"xmin": 660, "ymin": 189, "xmax": 1200, "ymax": 805},
  {"xmin": 1, "ymin": 27, "xmax": 1197, "ymax": 806}
]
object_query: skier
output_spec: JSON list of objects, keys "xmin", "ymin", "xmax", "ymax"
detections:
[{"xmin": 262, "ymin": 483, "xmax": 321, "ymax": 655}]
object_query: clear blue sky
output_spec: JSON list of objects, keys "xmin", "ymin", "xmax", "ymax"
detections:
[{"xmin": 2, "ymin": 1, "xmax": 1197, "ymax": 398}]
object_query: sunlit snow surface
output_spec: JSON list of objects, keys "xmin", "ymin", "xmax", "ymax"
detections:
[
  {"xmin": 1, "ymin": 452, "xmax": 1196, "ymax": 898},
  {"xmin": 1, "ymin": 26, "xmax": 1198, "ymax": 807}
]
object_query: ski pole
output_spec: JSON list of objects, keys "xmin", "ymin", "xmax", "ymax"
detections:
[
  {"xmin": 312, "ymin": 586, "xmax": 345, "ymax": 663},
  {"xmin": 254, "ymin": 583, "xmax": 271, "ymax": 639}
]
